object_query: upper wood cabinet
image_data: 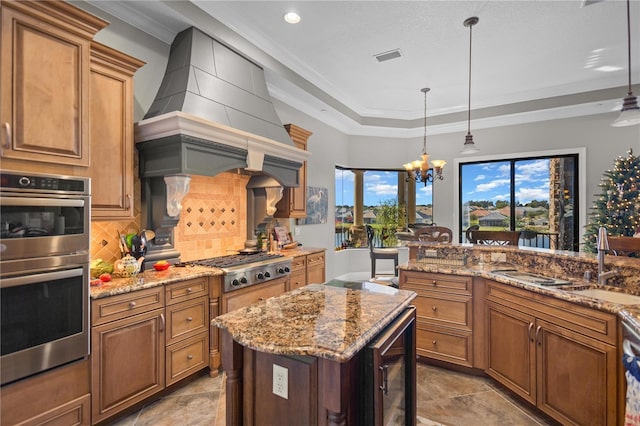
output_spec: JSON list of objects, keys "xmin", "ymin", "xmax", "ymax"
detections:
[
  {"xmin": 90, "ymin": 41, "xmax": 144, "ymax": 220},
  {"xmin": 0, "ymin": 0, "xmax": 107, "ymax": 172},
  {"xmin": 275, "ymin": 124, "xmax": 312, "ymax": 218}
]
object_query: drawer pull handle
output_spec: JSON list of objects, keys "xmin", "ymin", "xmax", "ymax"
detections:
[
  {"xmin": 186, "ymin": 316, "xmax": 193, "ymax": 322},
  {"xmin": 432, "ymin": 340, "xmax": 437, "ymax": 345},
  {"xmin": 187, "ymin": 355, "xmax": 193, "ymax": 360},
  {"xmin": 432, "ymin": 306, "xmax": 437, "ymax": 312},
  {"xmin": 129, "ymin": 301, "xmax": 137, "ymax": 308}
]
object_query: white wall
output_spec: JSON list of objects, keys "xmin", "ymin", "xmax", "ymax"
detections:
[{"xmin": 77, "ymin": 2, "xmax": 640, "ymax": 281}]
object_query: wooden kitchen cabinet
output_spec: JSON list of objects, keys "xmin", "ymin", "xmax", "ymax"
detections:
[
  {"xmin": 91, "ymin": 287, "xmax": 166, "ymax": 424},
  {"xmin": 165, "ymin": 278, "xmax": 209, "ymax": 386},
  {"xmin": 89, "ymin": 41, "xmax": 144, "ymax": 220},
  {"xmin": 0, "ymin": 0, "xmax": 107, "ymax": 173},
  {"xmin": 288, "ymin": 250, "xmax": 326, "ymax": 291},
  {"xmin": 274, "ymin": 124, "xmax": 312, "ymax": 218},
  {"xmin": 485, "ymin": 280, "xmax": 618, "ymax": 425},
  {"xmin": 399, "ymin": 270, "xmax": 474, "ymax": 367}
]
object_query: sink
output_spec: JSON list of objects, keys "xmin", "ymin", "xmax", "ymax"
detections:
[
  {"xmin": 571, "ymin": 289, "xmax": 640, "ymax": 305},
  {"xmin": 491, "ymin": 269, "xmax": 572, "ymax": 286}
]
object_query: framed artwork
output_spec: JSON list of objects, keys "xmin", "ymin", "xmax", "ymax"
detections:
[{"xmin": 298, "ymin": 186, "xmax": 328, "ymax": 225}]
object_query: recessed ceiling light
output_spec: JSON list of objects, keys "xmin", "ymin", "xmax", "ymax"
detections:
[{"xmin": 283, "ymin": 12, "xmax": 301, "ymax": 24}]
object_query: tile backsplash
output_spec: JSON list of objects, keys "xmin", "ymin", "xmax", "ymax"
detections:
[{"xmin": 90, "ymin": 172, "xmax": 250, "ymax": 263}]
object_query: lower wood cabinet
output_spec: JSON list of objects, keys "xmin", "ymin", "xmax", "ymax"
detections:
[
  {"xmin": 221, "ymin": 276, "xmax": 288, "ymax": 313},
  {"xmin": 399, "ymin": 270, "xmax": 474, "ymax": 367},
  {"xmin": 0, "ymin": 359, "xmax": 91, "ymax": 425},
  {"xmin": 485, "ymin": 280, "xmax": 618, "ymax": 425},
  {"xmin": 288, "ymin": 250, "xmax": 326, "ymax": 291},
  {"xmin": 90, "ymin": 278, "xmax": 210, "ymax": 424}
]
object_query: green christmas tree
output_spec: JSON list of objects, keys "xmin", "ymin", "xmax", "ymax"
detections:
[{"xmin": 583, "ymin": 149, "xmax": 640, "ymax": 253}]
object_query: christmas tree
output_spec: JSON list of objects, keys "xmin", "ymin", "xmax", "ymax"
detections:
[{"xmin": 583, "ymin": 149, "xmax": 640, "ymax": 253}]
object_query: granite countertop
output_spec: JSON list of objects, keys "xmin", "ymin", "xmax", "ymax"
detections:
[
  {"xmin": 279, "ymin": 246, "xmax": 326, "ymax": 256},
  {"xmin": 90, "ymin": 265, "xmax": 221, "ymax": 299},
  {"xmin": 213, "ymin": 282, "xmax": 417, "ymax": 362}
]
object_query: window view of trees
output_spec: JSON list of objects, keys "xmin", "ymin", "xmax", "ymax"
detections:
[
  {"xmin": 459, "ymin": 155, "xmax": 578, "ymax": 250},
  {"xmin": 335, "ymin": 168, "xmax": 433, "ymax": 249}
]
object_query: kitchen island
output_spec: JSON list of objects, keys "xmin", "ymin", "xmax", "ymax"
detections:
[{"xmin": 213, "ymin": 282, "xmax": 417, "ymax": 425}]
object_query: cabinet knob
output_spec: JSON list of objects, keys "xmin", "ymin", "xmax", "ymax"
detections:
[
  {"xmin": 432, "ymin": 340, "xmax": 437, "ymax": 345},
  {"xmin": 129, "ymin": 301, "xmax": 136, "ymax": 308},
  {"xmin": 432, "ymin": 280, "xmax": 437, "ymax": 285},
  {"xmin": 186, "ymin": 316, "xmax": 193, "ymax": 322},
  {"xmin": 258, "ymin": 297, "xmax": 264, "ymax": 302},
  {"xmin": 432, "ymin": 306, "xmax": 437, "ymax": 311},
  {"xmin": 187, "ymin": 355, "xmax": 193, "ymax": 360},
  {"xmin": 186, "ymin": 288, "xmax": 192, "ymax": 293}
]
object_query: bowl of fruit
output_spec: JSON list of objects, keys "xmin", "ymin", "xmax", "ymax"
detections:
[{"xmin": 153, "ymin": 260, "xmax": 170, "ymax": 271}]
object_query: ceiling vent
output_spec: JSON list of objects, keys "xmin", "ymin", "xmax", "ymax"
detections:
[{"xmin": 374, "ymin": 49, "xmax": 402, "ymax": 63}]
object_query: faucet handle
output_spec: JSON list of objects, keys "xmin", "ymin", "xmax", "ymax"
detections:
[{"xmin": 597, "ymin": 227, "xmax": 609, "ymax": 251}]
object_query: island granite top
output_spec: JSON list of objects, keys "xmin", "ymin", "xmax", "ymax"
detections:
[{"xmin": 213, "ymin": 282, "xmax": 417, "ymax": 362}]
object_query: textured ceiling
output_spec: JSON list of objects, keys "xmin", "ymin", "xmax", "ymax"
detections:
[{"xmin": 87, "ymin": 0, "xmax": 640, "ymax": 137}]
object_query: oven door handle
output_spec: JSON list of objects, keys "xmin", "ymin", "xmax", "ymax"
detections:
[
  {"xmin": 1, "ymin": 268, "xmax": 83, "ymax": 289},
  {"xmin": 0, "ymin": 196, "xmax": 85, "ymax": 208}
]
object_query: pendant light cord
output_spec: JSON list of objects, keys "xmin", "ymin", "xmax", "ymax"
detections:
[
  {"xmin": 626, "ymin": 0, "xmax": 632, "ymax": 95},
  {"xmin": 467, "ymin": 21, "xmax": 473, "ymax": 135},
  {"xmin": 423, "ymin": 89, "xmax": 427, "ymax": 154}
]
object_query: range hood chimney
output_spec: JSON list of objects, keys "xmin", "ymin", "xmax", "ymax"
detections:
[{"xmin": 135, "ymin": 26, "xmax": 310, "ymax": 265}]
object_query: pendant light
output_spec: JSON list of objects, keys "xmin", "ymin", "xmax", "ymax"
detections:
[
  {"xmin": 461, "ymin": 16, "xmax": 480, "ymax": 154},
  {"xmin": 403, "ymin": 88, "xmax": 446, "ymax": 186},
  {"xmin": 612, "ymin": 0, "xmax": 640, "ymax": 127}
]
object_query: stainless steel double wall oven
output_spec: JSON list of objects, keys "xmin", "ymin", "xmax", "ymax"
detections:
[{"xmin": 0, "ymin": 171, "xmax": 91, "ymax": 385}]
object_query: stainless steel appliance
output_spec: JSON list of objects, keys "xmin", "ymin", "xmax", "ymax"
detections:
[
  {"xmin": 0, "ymin": 171, "xmax": 91, "ymax": 385},
  {"xmin": 177, "ymin": 252, "xmax": 291, "ymax": 292}
]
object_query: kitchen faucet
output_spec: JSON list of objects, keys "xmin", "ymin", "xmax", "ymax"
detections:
[{"xmin": 597, "ymin": 227, "xmax": 620, "ymax": 285}]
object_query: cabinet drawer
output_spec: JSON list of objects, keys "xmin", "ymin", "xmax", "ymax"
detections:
[
  {"xmin": 291, "ymin": 256, "xmax": 306, "ymax": 272},
  {"xmin": 223, "ymin": 278, "xmax": 287, "ymax": 313},
  {"xmin": 416, "ymin": 323, "xmax": 473, "ymax": 367},
  {"xmin": 401, "ymin": 271, "xmax": 472, "ymax": 295},
  {"xmin": 486, "ymin": 280, "xmax": 617, "ymax": 344},
  {"xmin": 166, "ymin": 297, "xmax": 208, "ymax": 346},
  {"xmin": 92, "ymin": 287, "xmax": 164, "ymax": 326},
  {"xmin": 307, "ymin": 252, "xmax": 325, "ymax": 268},
  {"xmin": 414, "ymin": 294, "xmax": 472, "ymax": 330},
  {"xmin": 289, "ymin": 270, "xmax": 306, "ymax": 291},
  {"xmin": 166, "ymin": 333, "xmax": 209, "ymax": 386},
  {"xmin": 166, "ymin": 277, "xmax": 208, "ymax": 305}
]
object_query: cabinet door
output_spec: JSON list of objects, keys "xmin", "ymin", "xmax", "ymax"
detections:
[
  {"xmin": 274, "ymin": 124, "xmax": 311, "ymax": 218},
  {"xmin": 536, "ymin": 319, "xmax": 617, "ymax": 426},
  {"xmin": 91, "ymin": 308, "xmax": 165, "ymax": 423},
  {"xmin": 289, "ymin": 269, "xmax": 306, "ymax": 291},
  {"xmin": 486, "ymin": 301, "xmax": 536, "ymax": 404},
  {"xmin": 89, "ymin": 43, "xmax": 142, "ymax": 219},
  {"xmin": 306, "ymin": 252, "xmax": 325, "ymax": 284},
  {"xmin": 0, "ymin": 4, "xmax": 94, "ymax": 168}
]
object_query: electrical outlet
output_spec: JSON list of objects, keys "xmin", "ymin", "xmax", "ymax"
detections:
[
  {"xmin": 491, "ymin": 252, "xmax": 507, "ymax": 263},
  {"xmin": 273, "ymin": 364, "xmax": 288, "ymax": 399},
  {"xmin": 294, "ymin": 226, "xmax": 300, "ymax": 236}
]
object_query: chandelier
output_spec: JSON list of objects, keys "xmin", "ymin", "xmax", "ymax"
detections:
[{"xmin": 403, "ymin": 88, "xmax": 446, "ymax": 186}]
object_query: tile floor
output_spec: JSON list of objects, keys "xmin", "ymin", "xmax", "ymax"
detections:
[{"xmin": 108, "ymin": 363, "xmax": 558, "ymax": 426}]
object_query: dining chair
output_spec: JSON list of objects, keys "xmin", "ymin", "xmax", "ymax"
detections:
[
  {"xmin": 467, "ymin": 229, "xmax": 521, "ymax": 246},
  {"xmin": 412, "ymin": 226, "xmax": 453, "ymax": 243},
  {"xmin": 365, "ymin": 224, "xmax": 399, "ymax": 278},
  {"xmin": 607, "ymin": 236, "xmax": 640, "ymax": 257}
]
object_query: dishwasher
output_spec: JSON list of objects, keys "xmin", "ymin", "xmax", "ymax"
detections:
[{"xmin": 623, "ymin": 320, "xmax": 640, "ymax": 425}]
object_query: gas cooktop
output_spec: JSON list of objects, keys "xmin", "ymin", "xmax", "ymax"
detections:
[{"xmin": 177, "ymin": 252, "xmax": 284, "ymax": 269}]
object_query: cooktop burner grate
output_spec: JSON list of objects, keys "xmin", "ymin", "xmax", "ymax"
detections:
[{"xmin": 179, "ymin": 253, "xmax": 285, "ymax": 269}]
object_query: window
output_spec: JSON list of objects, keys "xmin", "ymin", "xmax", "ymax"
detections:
[
  {"xmin": 459, "ymin": 154, "xmax": 579, "ymax": 250},
  {"xmin": 335, "ymin": 167, "xmax": 434, "ymax": 249}
]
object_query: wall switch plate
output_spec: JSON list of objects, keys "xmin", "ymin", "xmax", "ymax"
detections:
[
  {"xmin": 273, "ymin": 364, "xmax": 288, "ymax": 399},
  {"xmin": 491, "ymin": 252, "xmax": 507, "ymax": 263},
  {"xmin": 294, "ymin": 226, "xmax": 300, "ymax": 236}
]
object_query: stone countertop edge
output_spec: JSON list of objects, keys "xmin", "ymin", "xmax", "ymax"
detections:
[
  {"xmin": 399, "ymin": 261, "xmax": 640, "ymax": 337},
  {"xmin": 89, "ymin": 265, "xmax": 222, "ymax": 300},
  {"xmin": 279, "ymin": 246, "xmax": 326, "ymax": 256},
  {"xmin": 213, "ymin": 283, "xmax": 417, "ymax": 363}
]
